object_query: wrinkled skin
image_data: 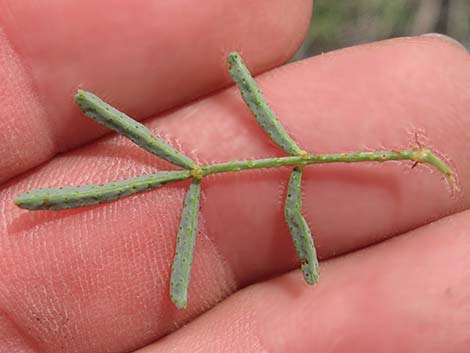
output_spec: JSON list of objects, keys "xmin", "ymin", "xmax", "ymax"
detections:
[{"xmin": 1, "ymin": 1, "xmax": 470, "ymax": 352}]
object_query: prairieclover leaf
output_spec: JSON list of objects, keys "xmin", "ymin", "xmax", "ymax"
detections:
[
  {"xmin": 75, "ymin": 90, "xmax": 196, "ymax": 169},
  {"xmin": 170, "ymin": 178, "xmax": 201, "ymax": 309},
  {"xmin": 285, "ymin": 167, "xmax": 319, "ymax": 284},
  {"xmin": 227, "ymin": 52, "xmax": 304, "ymax": 156}
]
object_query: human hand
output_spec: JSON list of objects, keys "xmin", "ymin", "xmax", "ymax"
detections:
[{"xmin": 1, "ymin": 1, "xmax": 470, "ymax": 352}]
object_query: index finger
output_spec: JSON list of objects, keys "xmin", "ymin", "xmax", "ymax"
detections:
[{"xmin": 0, "ymin": 0, "xmax": 312, "ymax": 182}]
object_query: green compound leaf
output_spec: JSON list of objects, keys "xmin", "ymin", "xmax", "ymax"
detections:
[
  {"xmin": 227, "ymin": 52, "xmax": 304, "ymax": 156},
  {"xmin": 75, "ymin": 90, "xmax": 197, "ymax": 170},
  {"xmin": 170, "ymin": 178, "xmax": 201, "ymax": 309},
  {"xmin": 15, "ymin": 170, "xmax": 191, "ymax": 210},
  {"xmin": 14, "ymin": 53, "xmax": 457, "ymax": 311},
  {"xmin": 285, "ymin": 167, "xmax": 319, "ymax": 284}
]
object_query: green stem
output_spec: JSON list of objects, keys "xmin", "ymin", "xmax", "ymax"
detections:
[
  {"xmin": 15, "ymin": 147, "xmax": 455, "ymax": 211},
  {"xmin": 200, "ymin": 148, "xmax": 454, "ymax": 183}
]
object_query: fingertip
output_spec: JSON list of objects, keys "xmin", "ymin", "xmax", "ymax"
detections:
[{"xmin": 420, "ymin": 33, "xmax": 468, "ymax": 53}]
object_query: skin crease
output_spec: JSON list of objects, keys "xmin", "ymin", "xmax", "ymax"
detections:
[{"xmin": 1, "ymin": 3, "xmax": 470, "ymax": 353}]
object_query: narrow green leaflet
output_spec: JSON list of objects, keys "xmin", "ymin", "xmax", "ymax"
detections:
[
  {"xmin": 15, "ymin": 170, "xmax": 191, "ymax": 210},
  {"xmin": 227, "ymin": 52, "xmax": 304, "ymax": 156},
  {"xmin": 170, "ymin": 178, "xmax": 201, "ymax": 309},
  {"xmin": 75, "ymin": 90, "xmax": 196, "ymax": 169},
  {"xmin": 285, "ymin": 167, "xmax": 319, "ymax": 284}
]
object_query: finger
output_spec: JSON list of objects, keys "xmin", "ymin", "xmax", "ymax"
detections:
[
  {"xmin": 141, "ymin": 209, "xmax": 470, "ymax": 353},
  {"xmin": 0, "ymin": 0, "xmax": 312, "ymax": 182},
  {"xmin": 1, "ymin": 36, "xmax": 469, "ymax": 353}
]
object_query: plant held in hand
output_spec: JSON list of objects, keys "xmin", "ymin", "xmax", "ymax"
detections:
[{"xmin": 15, "ymin": 52, "xmax": 456, "ymax": 309}]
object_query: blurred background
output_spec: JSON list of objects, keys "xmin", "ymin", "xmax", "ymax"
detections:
[{"xmin": 294, "ymin": 0, "xmax": 469, "ymax": 59}]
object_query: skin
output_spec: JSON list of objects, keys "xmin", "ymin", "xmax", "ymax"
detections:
[{"xmin": 1, "ymin": 1, "xmax": 470, "ymax": 352}]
